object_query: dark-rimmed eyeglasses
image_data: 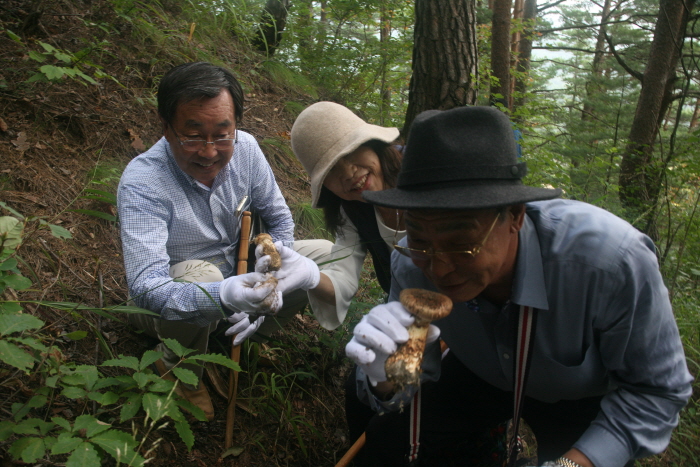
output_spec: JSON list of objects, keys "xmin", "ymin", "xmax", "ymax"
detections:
[
  {"xmin": 393, "ymin": 213, "xmax": 500, "ymax": 263},
  {"xmin": 171, "ymin": 127, "xmax": 238, "ymax": 152}
]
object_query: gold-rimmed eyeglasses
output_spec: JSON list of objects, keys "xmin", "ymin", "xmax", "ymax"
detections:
[
  {"xmin": 393, "ymin": 213, "xmax": 500, "ymax": 263},
  {"xmin": 171, "ymin": 127, "xmax": 238, "ymax": 152}
]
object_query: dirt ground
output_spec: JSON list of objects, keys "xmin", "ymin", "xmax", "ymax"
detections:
[{"xmin": 0, "ymin": 1, "xmax": 361, "ymax": 465}]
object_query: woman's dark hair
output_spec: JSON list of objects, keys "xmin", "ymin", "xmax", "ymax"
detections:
[
  {"xmin": 317, "ymin": 140, "xmax": 403, "ymax": 236},
  {"xmin": 157, "ymin": 62, "xmax": 244, "ymax": 126}
]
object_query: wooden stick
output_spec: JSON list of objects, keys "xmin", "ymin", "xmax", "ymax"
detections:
[
  {"xmin": 335, "ymin": 432, "xmax": 366, "ymax": 467},
  {"xmin": 225, "ymin": 211, "xmax": 251, "ymax": 449}
]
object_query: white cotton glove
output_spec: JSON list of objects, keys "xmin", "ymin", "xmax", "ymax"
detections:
[
  {"xmin": 255, "ymin": 241, "xmax": 320, "ymax": 293},
  {"xmin": 345, "ymin": 301, "xmax": 441, "ymax": 386},
  {"xmin": 219, "ymin": 271, "xmax": 282, "ymax": 315},
  {"xmin": 225, "ymin": 312, "xmax": 265, "ymax": 346}
]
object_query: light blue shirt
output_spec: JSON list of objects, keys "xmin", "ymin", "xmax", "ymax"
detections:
[
  {"xmin": 117, "ymin": 133, "xmax": 294, "ymax": 326},
  {"xmin": 361, "ymin": 199, "xmax": 692, "ymax": 467}
]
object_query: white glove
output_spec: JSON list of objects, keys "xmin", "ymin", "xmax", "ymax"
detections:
[
  {"xmin": 345, "ymin": 301, "xmax": 441, "ymax": 386},
  {"xmin": 255, "ymin": 241, "xmax": 320, "ymax": 293},
  {"xmin": 219, "ymin": 272, "xmax": 282, "ymax": 315},
  {"xmin": 225, "ymin": 312, "xmax": 265, "ymax": 345}
]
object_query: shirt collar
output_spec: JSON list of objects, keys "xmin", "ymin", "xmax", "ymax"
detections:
[{"xmin": 511, "ymin": 212, "xmax": 549, "ymax": 310}]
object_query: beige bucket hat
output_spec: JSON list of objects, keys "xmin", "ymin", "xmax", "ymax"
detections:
[{"xmin": 291, "ymin": 101, "xmax": 400, "ymax": 208}]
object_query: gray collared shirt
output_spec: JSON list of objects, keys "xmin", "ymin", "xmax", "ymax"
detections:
[
  {"xmin": 117, "ymin": 133, "xmax": 294, "ymax": 325},
  {"xmin": 360, "ymin": 199, "xmax": 691, "ymax": 467}
]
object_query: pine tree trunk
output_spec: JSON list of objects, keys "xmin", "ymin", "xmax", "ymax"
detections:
[
  {"xmin": 253, "ymin": 0, "xmax": 291, "ymax": 56},
  {"xmin": 619, "ymin": 0, "xmax": 695, "ymax": 237},
  {"xmin": 490, "ymin": 0, "xmax": 512, "ymax": 108},
  {"xmin": 403, "ymin": 0, "xmax": 478, "ymax": 137},
  {"xmin": 513, "ymin": 0, "xmax": 537, "ymax": 114},
  {"xmin": 582, "ymin": 0, "xmax": 612, "ymax": 121}
]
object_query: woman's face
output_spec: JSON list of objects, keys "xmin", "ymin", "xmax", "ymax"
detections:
[{"xmin": 322, "ymin": 146, "xmax": 384, "ymax": 202}]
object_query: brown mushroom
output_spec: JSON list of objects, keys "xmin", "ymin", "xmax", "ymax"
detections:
[
  {"xmin": 252, "ymin": 233, "xmax": 281, "ymax": 314},
  {"xmin": 384, "ymin": 288, "xmax": 452, "ymax": 390},
  {"xmin": 254, "ymin": 233, "xmax": 281, "ymax": 271}
]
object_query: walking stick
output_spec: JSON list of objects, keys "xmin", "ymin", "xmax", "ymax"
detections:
[
  {"xmin": 225, "ymin": 210, "xmax": 251, "ymax": 449},
  {"xmin": 335, "ymin": 432, "xmax": 366, "ymax": 467}
]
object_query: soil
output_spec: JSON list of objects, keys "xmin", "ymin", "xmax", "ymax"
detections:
[{"xmin": 0, "ymin": 1, "xmax": 362, "ymax": 465}]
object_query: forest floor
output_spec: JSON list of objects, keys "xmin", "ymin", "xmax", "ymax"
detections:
[{"xmin": 0, "ymin": 1, "xmax": 375, "ymax": 465}]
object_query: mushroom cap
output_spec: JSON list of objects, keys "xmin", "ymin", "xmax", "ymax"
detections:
[
  {"xmin": 399, "ymin": 288, "xmax": 453, "ymax": 322},
  {"xmin": 254, "ymin": 233, "xmax": 274, "ymax": 245}
]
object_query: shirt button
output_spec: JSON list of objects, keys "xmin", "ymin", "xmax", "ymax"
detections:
[{"xmin": 503, "ymin": 353, "xmax": 510, "ymax": 360}]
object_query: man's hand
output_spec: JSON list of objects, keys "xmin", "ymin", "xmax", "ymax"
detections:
[
  {"xmin": 255, "ymin": 241, "xmax": 320, "ymax": 293},
  {"xmin": 219, "ymin": 272, "xmax": 282, "ymax": 315},
  {"xmin": 345, "ymin": 301, "xmax": 440, "ymax": 386},
  {"xmin": 225, "ymin": 312, "xmax": 265, "ymax": 346}
]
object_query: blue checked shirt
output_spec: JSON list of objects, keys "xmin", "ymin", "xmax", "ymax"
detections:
[{"xmin": 117, "ymin": 133, "xmax": 294, "ymax": 326}]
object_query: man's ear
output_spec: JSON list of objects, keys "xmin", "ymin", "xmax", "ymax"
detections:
[{"xmin": 509, "ymin": 204, "xmax": 526, "ymax": 233}]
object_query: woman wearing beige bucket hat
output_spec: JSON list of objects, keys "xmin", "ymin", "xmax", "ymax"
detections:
[{"xmin": 290, "ymin": 101, "xmax": 405, "ymax": 331}]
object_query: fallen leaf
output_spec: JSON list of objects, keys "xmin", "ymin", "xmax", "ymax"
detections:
[
  {"xmin": 128, "ymin": 128, "xmax": 146, "ymax": 152},
  {"xmin": 35, "ymin": 142, "xmax": 46, "ymax": 149},
  {"xmin": 11, "ymin": 132, "xmax": 30, "ymax": 152},
  {"xmin": 0, "ymin": 117, "xmax": 7, "ymax": 132}
]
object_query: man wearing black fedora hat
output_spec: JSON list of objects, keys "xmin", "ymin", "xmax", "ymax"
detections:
[{"xmin": 344, "ymin": 106, "xmax": 692, "ymax": 467}]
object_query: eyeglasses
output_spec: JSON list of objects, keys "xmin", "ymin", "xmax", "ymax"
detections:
[
  {"xmin": 171, "ymin": 127, "xmax": 238, "ymax": 152},
  {"xmin": 393, "ymin": 213, "xmax": 500, "ymax": 263}
]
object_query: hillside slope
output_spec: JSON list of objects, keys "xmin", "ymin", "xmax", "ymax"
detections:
[{"xmin": 0, "ymin": 1, "xmax": 358, "ymax": 466}]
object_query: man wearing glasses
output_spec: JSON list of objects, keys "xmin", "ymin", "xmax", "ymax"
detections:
[
  {"xmin": 117, "ymin": 62, "xmax": 327, "ymax": 420},
  {"xmin": 343, "ymin": 106, "xmax": 692, "ymax": 467}
]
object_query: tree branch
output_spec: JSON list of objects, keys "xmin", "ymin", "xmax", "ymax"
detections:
[
  {"xmin": 603, "ymin": 31, "xmax": 644, "ymax": 81},
  {"xmin": 538, "ymin": 0, "xmax": 569, "ymax": 13},
  {"xmin": 532, "ymin": 45, "xmax": 598, "ymax": 53},
  {"xmin": 538, "ymin": 19, "xmax": 635, "ymax": 35}
]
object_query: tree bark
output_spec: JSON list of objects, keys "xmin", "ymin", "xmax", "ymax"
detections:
[
  {"xmin": 403, "ymin": 0, "xmax": 478, "ymax": 137},
  {"xmin": 582, "ymin": 0, "xmax": 612, "ymax": 121},
  {"xmin": 379, "ymin": 4, "xmax": 392, "ymax": 125},
  {"xmin": 253, "ymin": 0, "xmax": 291, "ymax": 56},
  {"xmin": 490, "ymin": 0, "xmax": 512, "ymax": 108},
  {"xmin": 513, "ymin": 0, "xmax": 537, "ymax": 114},
  {"xmin": 618, "ymin": 0, "xmax": 695, "ymax": 236}
]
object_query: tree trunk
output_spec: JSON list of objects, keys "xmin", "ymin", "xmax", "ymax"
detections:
[
  {"xmin": 582, "ymin": 0, "xmax": 612, "ymax": 121},
  {"xmin": 403, "ymin": 0, "xmax": 478, "ymax": 137},
  {"xmin": 690, "ymin": 97, "xmax": 700, "ymax": 129},
  {"xmin": 379, "ymin": 4, "xmax": 392, "ymax": 125},
  {"xmin": 253, "ymin": 0, "xmax": 291, "ymax": 56},
  {"xmin": 509, "ymin": 0, "xmax": 524, "ymax": 108},
  {"xmin": 490, "ymin": 0, "xmax": 512, "ymax": 109},
  {"xmin": 618, "ymin": 0, "xmax": 695, "ymax": 236},
  {"xmin": 513, "ymin": 0, "xmax": 537, "ymax": 114}
]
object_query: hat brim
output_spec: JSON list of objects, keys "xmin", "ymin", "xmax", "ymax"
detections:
[
  {"xmin": 310, "ymin": 125, "xmax": 400, "ymax": 208},
  {"xmin": 363, "ymin": 182, "xmax": 562, "ymax": 210}
]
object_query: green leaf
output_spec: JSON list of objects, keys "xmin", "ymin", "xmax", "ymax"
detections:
[
  {"xmin": 105, "ymin": 304, "xmax": 159, "ymax": 316},
  {"xmin": 83, "ymin": 189, "xmax": 117, "ymax": 205},
  {"xmin": 90, "ymin": 429, "xmax": 139, "ymax": 460},
  {"xmin": 132, "ymin": 371, "xmax": 152, "ymax": 389},
  {"xmin": 0, "ymin": 340, "xmax": 35, "ymax": 372},
  {"xmin": 139, "ymin": 350, "xmax": 162, "ymax": 371},
  {"xmin": 0, "ymin": 258, "xmax": 18, "ymax": 270},
  {"xmin": 25, "ymin": 72, "xmax": 47, "ymax": 83},
  {"xmin": 0, "ymin": 273, "xmax": 33, "ymax": 291},
  {"xmin": 120, "ymin": 393, "xmax": 142, "ymax": 422},
  {"xmin": 142, "ymin": 392, "xmax": 172, "ymax": 421},
  {"xmin": 73, "ymin": 414, "xmax": 110, "ymax": 438},
  {"xmin": 148, "ymin": 377, "xmax": 174, "ymax": 393},
  {"xmin": 64, "ymin": 330, "xmax": 88, "ymax": 340},
  {"xmin": 40, "ymin": 65, "xmax": 65, "ymax": 80},
  {"xmin": 88, "ymin": 391, "xmax": 119, "ymax": 405},
  {"xmin": 5, "ymin": 30, "xmax": 24, "ymax": 44},
  {"xmin": 9, "ymin": 436, "xmax": 45, "ymax": 463},
  {"xmin": 70, "ymin": 209, "xmax": 116, "ymax": 222},
  {"xmin": 51, "ymin": 433, "xmax": 83, "ymax": 454},
  {"xmin": 0, "ymin": 202, "xmax": 23, "ymax": 219},
  {"xmin": 51, "ymin": 416, "xmax": 72, "ymax": 432},
  {"xmin": 38, "ymin": 42, "xmax": 56, "ymax": 53},
  {"xmin": 28, "ymin": 50, "xmax": 47, "ymax": 62},
  {"xmin": 188, "ymin": 352, "xmax": 241, "ymax": 371},
  {"xmin": 0, "ymin": 420, "xmax": 15, "ymax": 441},
  {"xmin": 65, "ymin": 441, "xmax": 101, "ymax": 467},
  {"xmin": 174, "ymin": 419, "xmax": 195, "ymax": 450},
  {"xmin": 172, "ymin": 367, "xmax": 198, "ymax": 387},
  {"xmin": 0, "ymin": 313, "xmax": 43, "ymax": 336},
  {"xmin": 0, "ymin": 216, "xmax": 23, "ymax": 249},
  {"xmin": 162, "ymin": 338, "xmax": 194, "ymax": 357},
  {"xmin": 102, "ymin": 355, "xmax": 140, "ymax": 371},
  {"xmin": 174, "ymin": 398, "xmax": 207, "ymax": 422},
  {"xmin": 54, "ymin": 52, "xmax": 72, "ymax": 63},
  {"xmin": 0, "ymin": 302, "xmax": 23, "ymax": 313},
  {"xmin": 61, "ymin": 386, "xmax": 87, "ymax": 399},
  {"xmin": 47, "ymin": 223, "xmax": 72, "ymax": 239}
]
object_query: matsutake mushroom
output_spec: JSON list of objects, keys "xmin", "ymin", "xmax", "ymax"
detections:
[
  {"xmin": 385, "ymin": 288, "xmax": 452, "ymax": 390},
  {"xmin": 253, "ymin": 233, "xmax": 281, "ymax": 313}
]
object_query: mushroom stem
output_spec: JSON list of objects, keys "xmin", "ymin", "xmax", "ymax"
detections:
[
  {"xmin": 252, "ymin": 233, "xmax": 282, "ymax": 314},
  {"xmin": 385, "ymin": 289, "xmax": 452, "ymax": 390}
]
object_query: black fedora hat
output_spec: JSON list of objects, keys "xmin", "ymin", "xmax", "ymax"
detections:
[{"xmin": 363, "ymin": 106, "xmax": 561, "ymax": 209}]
